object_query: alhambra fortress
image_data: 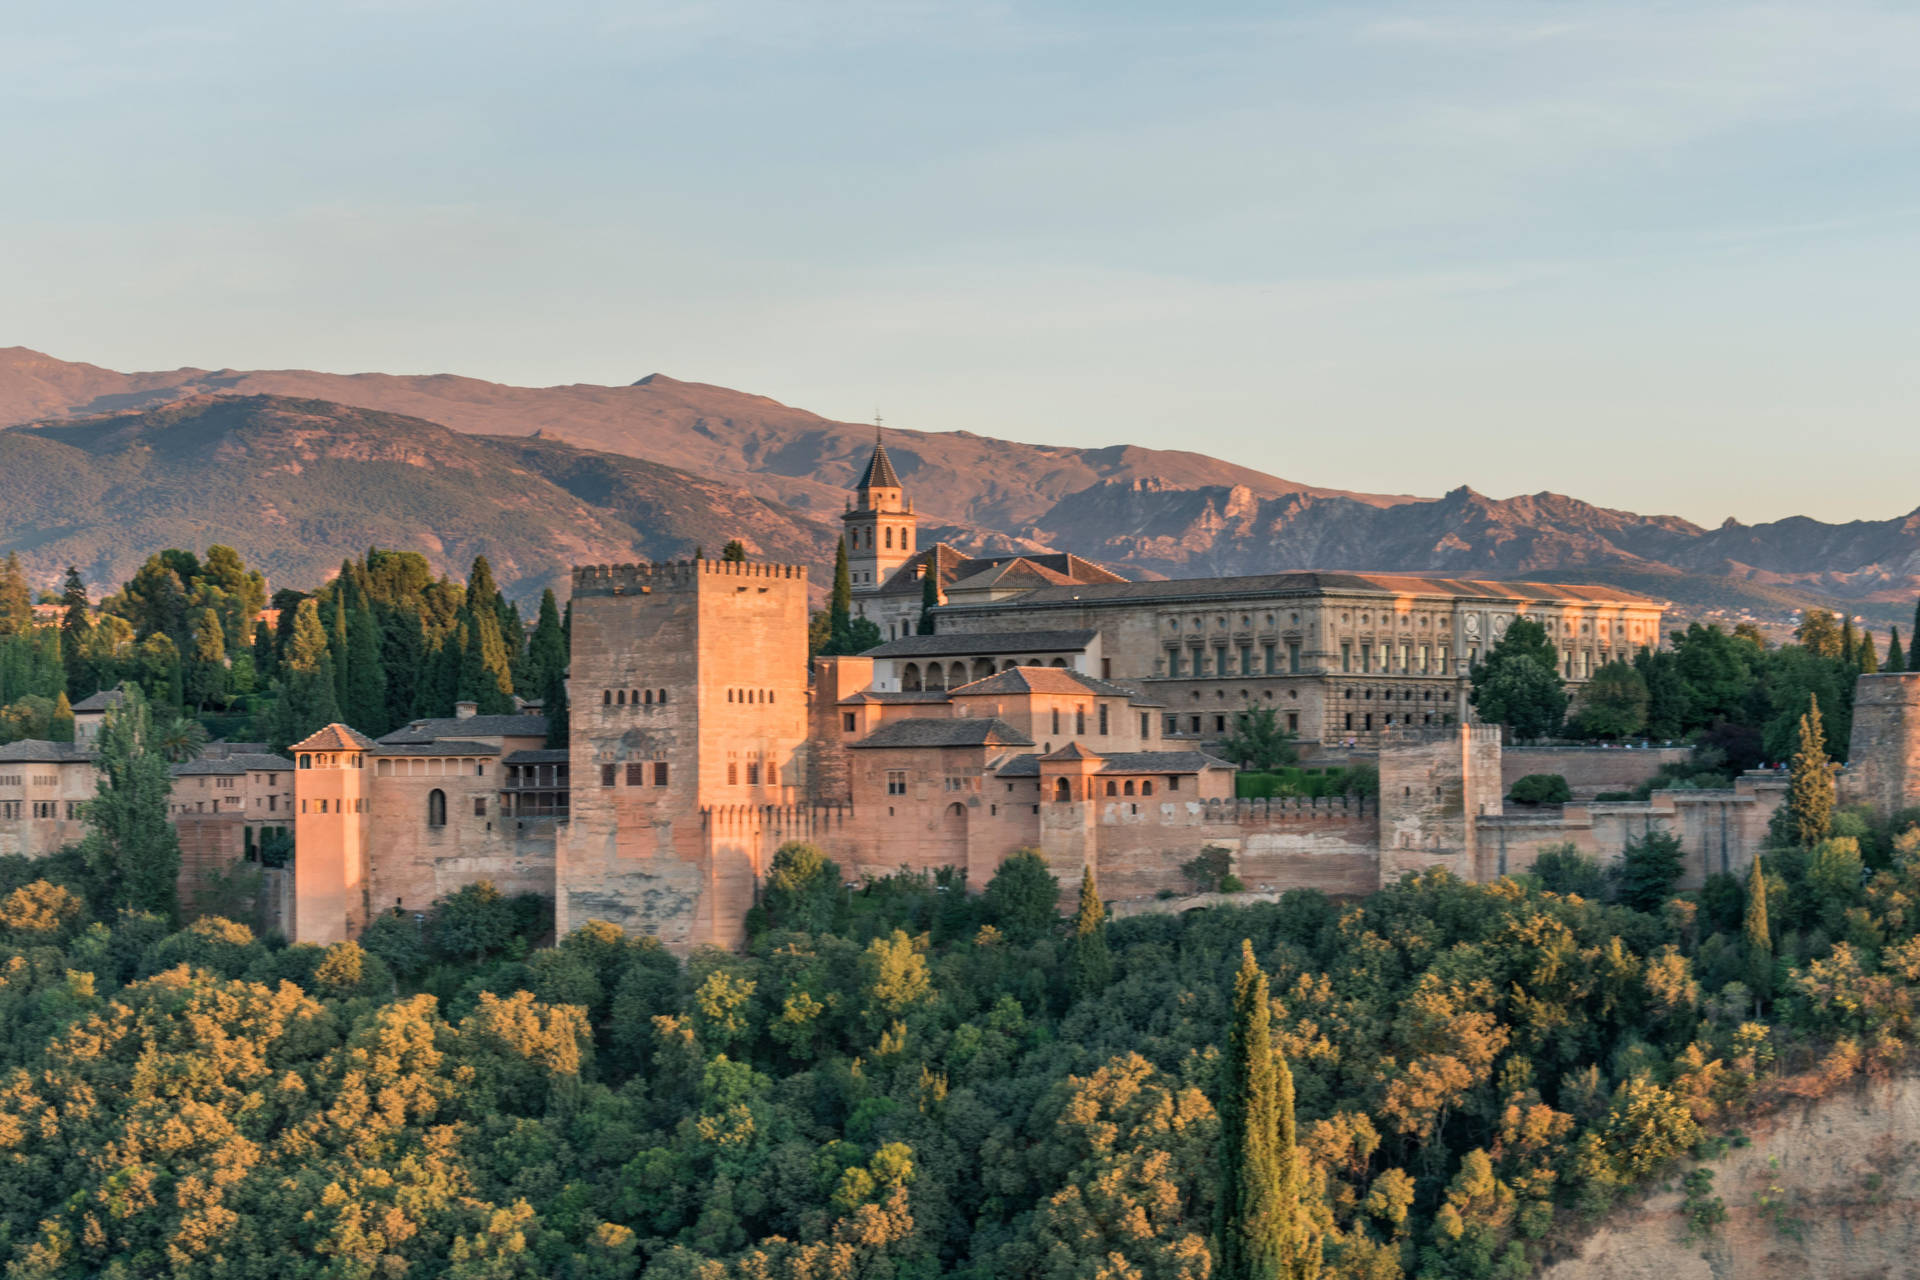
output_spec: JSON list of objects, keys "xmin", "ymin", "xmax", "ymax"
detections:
[{"xmin": 10, "ymin": 437, "xmax": 1920, "ymax": 948}]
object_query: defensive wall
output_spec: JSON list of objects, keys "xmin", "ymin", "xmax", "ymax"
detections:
[{"xmin": 1499, "ymin": 745, "xmax": 1693, "ymax": 797}]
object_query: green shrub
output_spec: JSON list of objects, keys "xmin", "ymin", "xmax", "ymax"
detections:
[{"xmin": 1509, "ymin": 773, "xmax": 1572, "ymax": 806}]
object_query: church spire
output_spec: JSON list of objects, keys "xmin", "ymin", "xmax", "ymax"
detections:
[{"xmin": 855, "ymin": 414, "xmax": 901, "ymax": 492}]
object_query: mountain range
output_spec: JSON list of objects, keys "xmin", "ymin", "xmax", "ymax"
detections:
[{"xmin": 1, "ymin": 346, "xmax": 1915, "ymax": 625}]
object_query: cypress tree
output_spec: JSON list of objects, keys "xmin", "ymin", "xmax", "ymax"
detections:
[
  {"xmin": 1744, "ymin": 855, "xmax": 1772, "ymax": 1009},
  {"xmin": 186, "ymin": 607, "xmax": 228, "ymax": 711},
  {"xmin": 49, "ymin": 691, "xmax": 74, "ymax": 744},
  {"xmin": 1786, "ymin": 695, "xmax": 1834, "ymax": 848},
  {"xmin": 0, "ymin": 552, "xmax": 31, "ymax": 636},
  {"xmin": 459, "ymin": 607, "xmax": 515, "ymax": 714},
  {"xmin": 1219, "ymin": 940, "xmax": 1320, "ymax": 1280},
  {"xmin": 78, "ymin": 684, "xmax": 183, "ymax": 923},
  {"xmin": 829, "ymin": 538, "xmax": 853, "ymax": 652},
  {"xmin": 1066, "ymin": 865, "xmax": 1112, "ymax": 999},
  {"xmin": 272, "ymin": 598, "xmax": 341, "ymax": 747},
  {"xmin": 1840, "ymin": 614, "xmax": 1858, "ymax": 669},
  {"xmin": 252, "ymin": 619, "xmax": 276, "ymax": 679},
  {"xmin": 527, "ymin": 588, "xmax": 567, "ymax": 695},
  {"xmin": 345, "ymin": 592, "xmax": 387, "ymax": 732},
  {"xmin": 329, "ymin": 580, "xmax": 353, "ymax": 713},
  {"xmin": 1889, "ymin": 627, "xmax": 1906, "ymax": 673},
  {"xmin": 1857, "ymin": 632, "xmax": 1880, "ymax": 673},
  {"xmin": 60, "ymin": 566, "xmax": 94, "ymax": 700},
  {"xmin": 543, "ymin": 664, "xmax": 569, "ymax": 748},
  {"xmin": 917, "ymin": 569, "xmax": 939, "ymax": 636}
]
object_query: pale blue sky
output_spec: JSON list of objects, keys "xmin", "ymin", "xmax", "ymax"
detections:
[{"xmin": 7, "ymin": 2, "xmax": 1920, "ymax": 524}]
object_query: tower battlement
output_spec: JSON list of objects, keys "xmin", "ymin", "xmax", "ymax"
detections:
[{"xmin": 572, "ymin": 559, "xmax": 810, "ymax": 595}]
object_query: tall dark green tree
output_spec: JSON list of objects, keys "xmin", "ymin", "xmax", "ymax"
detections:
[
  {"xmin": 1888, "ymin": 627, "xmax": 1906, "ymax": 673},
  {"xmin": 1840, "ymin": 614, "xmax": 1858, "ymax": 669},
  {"xmin": 830, "ymin": 538, "xmax": 853, "ymax": 646},
  {"xmin": 1066, "ymin": 866, "xmax": 1112, "ymax": 1000},
  {"xmin": 721, "ymin": 540, "xmax": 747, "ymax": 563},
  {"xmin": 459, "ymin": 607, "xmax": 516, "ymax": 714},
  {"xmin": 252, "ymin": 619, "xmax": 276, "ymax": 680},
  {"xmin": 1785, "ymin": 695, "xmax": 1834, "ymax": 848},
  {"xmin": 1218, "ymin": 940, "xmax": 1319, "ymax": 1280},
  {"xmin": 344, "ymin": 589, "xmax": 388, "ymax": 733},
  {"xmin": 526, "ymin": 589, "xmax": 567, "ymax": 695},
  {"xmin": 60, "ymin": 567, "xmax": 95, "ymax": 700},
  {"xmin": 917, "ymin": 571, "xmax": 938, "ymax": 636},
  {"xmin": 1471, "ymin": 619, "xmax": 1567, "ymax": 741},
  {"xmin": 542, "ymin": 664, "xmax": 569, "ymax": 748},
  {"xmin": 269, "ymin": 598, "xmax": 342, "ymax": 748},
  {"xmin": 1856, "ymin": 631, "xmax": 1880, "ymax": 674},
  {"xmin": 122, "ymin": 554, "xmax": 190, "ymax": 644},
  {"xmin": 185, "ymin": 607, "xmax": 228, "ymax": 712},
  {"xmin": 1220, "ymin": 703, "xmax": 1299, "ymax": 770},
  {"xmin": 78, "ymin": 684, "xmax": 182, "ymax": 923}
]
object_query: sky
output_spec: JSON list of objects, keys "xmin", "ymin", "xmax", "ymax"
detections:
[{"xmin": 6, "ymin": 1, "xmax": 1920, "ymax": 526}]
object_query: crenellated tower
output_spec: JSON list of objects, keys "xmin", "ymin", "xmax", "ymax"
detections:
[{"xmin": 842, "ymin": 425, "xmax": 917, "ymax": 592}]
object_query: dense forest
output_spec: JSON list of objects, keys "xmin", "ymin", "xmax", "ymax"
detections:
[{"xmin": 1, "ymin": 693, "xmax": 1916, "ymax": 1278}]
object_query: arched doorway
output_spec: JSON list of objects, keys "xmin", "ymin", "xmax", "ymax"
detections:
[
  {"xmin": 1053, "ymin": 777, "xmax": 1072, "ymax": 803},
  {"xmin": 902, "ymin": 663, "xmax": 922, "ymax": 691},
  {"xmin": 937, "ymin": 800, "xmax": 968, "ymax": 870}
]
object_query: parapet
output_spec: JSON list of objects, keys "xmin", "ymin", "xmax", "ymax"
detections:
[{"xmin": 572, "ymin": 559, "xmax": 811, "ymax": 596}]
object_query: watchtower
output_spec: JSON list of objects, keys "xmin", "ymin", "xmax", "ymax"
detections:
[
  {"xmin": 559, "ymin": 558, "xmax": 811, "ymax": 947},
  {"xmin": 1848, "ymin": 672, "xmax": 1920, "ymax": 816},
  {"xmin": 1376, "ymin": 722, "xmax": 1503, "ymax": 884},
  {"xmin": 288, "ymin": 723, "xmax": 376, "ymax": 945}
]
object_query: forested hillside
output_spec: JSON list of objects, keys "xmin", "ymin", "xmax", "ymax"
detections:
[{"xmin": 2, "ymin": 716, "xmax": 1918, "ymax": 1277}]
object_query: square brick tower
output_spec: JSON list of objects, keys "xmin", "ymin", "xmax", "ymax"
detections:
[
  {"xmin": 558, "ymin": 558, "xmax": 810, "ymax": 948},
  {"xmin": 288, "ymin": 723, "xmax": 376, "ymax": 945}
]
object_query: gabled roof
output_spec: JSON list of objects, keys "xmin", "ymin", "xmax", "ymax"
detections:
[
  {"xmin": 378, "ymin": 714, "xmax": 548, "ymax": 744},
  {"xmin": 290, "ymin": 724, "xmax": 377, "ymax": 752},
  {"xmin": 860, "ymin": 629, "xmax": 1097, "ymax": 659},
  {"xmin": 841, "ymin": 690, "xmax": 954, "ymax": 705},
  {"xmin": 1040, "ymin": 742, "xmax": 1103, "ymax": 762},
  {"xmin": 849, "ymin": 717, "xmax": 1035, "ymax": 750},
  {"xmin": 171, "ymin": 752, "xmax": 294, "ymax": 776},
  {"xmin": 868, "ymin": 544, "xmax": 1126, "ymax": 600},
  {"xmin": 855, "ymin": 439, "xmax": 901, "ymax": 491},
  {"xmin": 0, "ymin": 739, "xmax": 92, "ymax": 764},
  {"xmin": 947, "ymin": 666, "xmax": 1153, "ymax": 702},
  {"xmin": 70, "ymin": 690, "xmax": 126, "ymax": 714}
]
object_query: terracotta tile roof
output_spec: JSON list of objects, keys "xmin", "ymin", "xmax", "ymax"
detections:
[
  {"xmin": 1040, "ymin": 742, "xmax": 1103, "ymax": 761},
  {"xmin": 370, "ymin": 741, "xmax": 501, "ymax": 757},
  {"xmin": 947, "ymin": 666, "xmax": 1155, "ymax": 702},
  {"xmin": 868, "ymin": 545, "xmax": 1126, "ymax": 599},
  {"xmin": 289, "ymin": 723, "xmax": 377, "ymax": 752},
  {"xmin": 992, "ymin": 571, "xmax": 1659, "ymax": 608},
  {"xmin": 848, "ymin": 717, "xmax": 1035, "ymax": 750}
]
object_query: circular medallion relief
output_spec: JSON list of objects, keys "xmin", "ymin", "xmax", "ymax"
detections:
[
  {"xmin": 1492, "ymin": 615, "xmax": 1509, "ymax": 636},
  {"xmin": 1464, "ymin": 613, "xmax": 1480, "ymax": 636}
]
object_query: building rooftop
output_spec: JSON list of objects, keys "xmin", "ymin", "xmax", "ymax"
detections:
[
  {"xmin": 854, "ymin": 437, "xmax": 902, "ymax": 491},
  {"xmin": 975, "ymin": 571, "xmax": 1660, "ymax": 609},
  {"xmin": 0, "ymin": 739, "xmax": 92, "ymax": 764},
  {"xmin": 378, "ymin": 714, "xmax": 549, "ymax": 744},
  {"xmin": 502, "ymin": 748, "xmax": 571, "ymax": 766},
  {"xmin": 289, "ymin": 723, "xmax": 377, "ymax": 752},
  {"xmin": 868, "ymin": 544, "xmax": 1125, "ymax": 600},
  {"xmin": 849, "ymin": 717, "xmax": 1036, "ymax": 750},
  {"xmin": 841, "ymin": 690, "xmax": 955, "ymax": 705},
  {"xmin": 371, "ymin": 741, "xmax": 501, "ymax": 757},
  {"xmin": 70, "ymin": 690, "xmax": 126, "ymax": 714},
  {"xmin": 860, "ymin": 629, "xmax": 1098, "ymax": 659},
  {"xmin": 171, "ymin": 752, "xmax": 294, "ymax": 776},
  {"xmin": 947, "ymin": 666, "xmax": 1158, "ymax": 703}
]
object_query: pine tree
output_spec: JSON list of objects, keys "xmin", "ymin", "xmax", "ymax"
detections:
[
  {"xmin": 829, "ymin": 538, "xmax": 853, "ymax": 652},
  {"xmin": 60, "ymin": 567, "xmax": 94, "ymax": 700},
  {"xmin": 527, "ymin": 589, "xmax": 567, "ymax": 694},
  {"xmin": 1786, "ymin": 695, "xmax": 1834, "ymax": 848},
  {"xmin": 1219, "ymin": 940, "xmax": 1320, "ymax": 1280},
  {"xmin": 0, "ymin": 553, "xmax": 32, "ymax": 636},
  {"xmin": 1889, "ymin": 627, "xmax": 1906, "ymax": 673},
  {"xmin": 721, "ymin": 540, "xmax": 747, "ymax": 562},
  {"xmin": 1066, "ymin": 866, "xmax": 1112, "ymax": 999},
  {"xmin": 1744, "ymin": 855, "xmax": 1772, "ymax": 1008},
  {"xmin": 459, "ymin": 607, "xmax": 515, "ymax": 714},
  {"xmin": 78, "ymin": 684, "xmax": 183, "ymax": 923},
  {"xmin": 917, "ymin": 570, "xmax": 939, "ymax": 636},
  {"xmin": 185, "ymin": 607, "xmax": 228, "ymax": 711},
  {"xmin": 49, "ymin": 691, "xmax": 74, "ymax": 744}
]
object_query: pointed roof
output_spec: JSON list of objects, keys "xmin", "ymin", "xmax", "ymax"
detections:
[
  {"xmin": 1040, "ymin": 741, "xmax": 1103, "ymax": 762},
  {"xmin": 854, "ymin": 434, "xmax": 901, "ymax": 491},
  {"xmin": 289, "ymin": 723, "xmax": 377, "ymax": 752}
]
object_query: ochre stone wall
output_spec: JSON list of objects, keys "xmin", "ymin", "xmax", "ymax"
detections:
[
  {"xmin": 1847, "ymin": 673, "xmax": 1920, "ymax": 816},
  {"xmin": 1500, "ymin": 746, "xmax": 1692, "ymax": 797}
]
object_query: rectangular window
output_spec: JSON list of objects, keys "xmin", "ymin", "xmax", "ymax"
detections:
[
  {"xmin": 473, "ymin": 797, "xmax": 487, "ymax": 817},
  {"xmin": 1399, "ymin": 644, "xmax": 1409, "ymax": 672},
  {"xmin": 626, "ymin": 763, "xmax": 644, "ymax": 786},
  {"xmin": 1214, "ymin": 714, "xmax": 1226, "ymax": 733},
  {"xmin": 728, "ymin": 762, "xmax": 738, "ymax": 785},
  {"xmin": 1102, "ymin": 658, "xmax": 1112, "ymax": 679},
  {"xmin": 601, "ymin": 764, "xmax": 616, "ymax": 787},
  {"xmin": 1051, "ymin": 709, "xmax": 1061, "ymax": 734},
  {"xmin": 1168, "ymin": 776, "xmax": 1180, "ymax": 792},
  {"xmin": 1288, "ymin": 642, "xmax": 1301, "ymax": 674},
  {"xmin": 1263, "ymin": 644, "xmax": 1276, "ymax": 674},
  {"xmin": 653, "ymin": 762, "xmax": 669, "ymax": 786},
  {"xmin": 1344, "ymin": 713, "xmax": 1352, "ymax": 730},
  {"xmin": 886, "ymin": 770, "xmax": 907, "ymax": 796},
  {"xmin": 1360, "ymin": 643, "xmax": 1370, "ymax": 672},
  {"xmin": 1098, "ymin": 704, "xmax": 1109, "ymax": 735},
  {"xmin": 1239, "ymin": 645, "xmax": 1252, "ymax": 674},
  {"xmin": 1214, "ymin": 645, "xmax": 1228, "ymax": 676},
  {"xmin": 1189, "ymin": 715, "xmax": 1201, "ymax": 734},
  {"xmin": 1363, "ymin": 713, "xmax": 1372, "ymax": 730},
  {"xmin": 746, "ymin": 763, "xmax": 760, "ymax": 785},
  {"xmin": 1418, "ymin": 645, "xmax": 1429, "ymax": 673},
  {"xmin": 1141, "ymin": 713, "xmax": 1151, "ymax": 738},
  {"xmin": 842, "ymin": 712, "xmax": 856, "ymax": 732},
  {"xmin": 1287, "ymin": 712, "xmax": 1299, "ymax": 732},
  {"xmin": 1341, "ymin": 642, "xmax": 1351, "ymax": 672},
  {"xmin": 1167, "ymin": 648, "xmax": 1182, "ymax": 677},
  {"xmin": 1165, "ymin": 714, "xmax": 1178, "ymax": 734}
]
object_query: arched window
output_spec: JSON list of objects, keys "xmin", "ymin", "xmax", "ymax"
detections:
[
  {"xmin": 1104, "ymin": 780, "xmax": 1116, "ymax": 796},
  {"xmin": 1123, "ymin": 780, "xmax": 1135, "ymax": 796},
  {"xmin": 1141, "ymin": 780, "xmax": 1154, "ymax": 796},
  {"xmin": 601, "ymin": 690, "xmax": 611, "ymax": 705},
  {"xmin": 630, "ymin": 689, "xmax": 639, "ymax": 704},
  {"xmin": 902, "ymin": 663, "xmax": 922, "ymax": 691},
  {"xmin": 427, "ymin": 789, "xmax": 446, "ymax": 828},
  {"xmin": 658, "ymin": 689, "xmax": 668, "ymax": 704},
  {"xmin": 644, "ymin": 689, "xmax": 653, "ymax": 705},
  {"xmin": 617, "ymin": 690, "xmax": 626, "ymax": 705},
  {"xmin": 885, "ymin": 527, "xmax": 893, "ymax": 548},
  {"xmin": 1053, "ymin": 777, "xmax": 1072, "ymax": 803},
  {"xmin": 298, "ymin": 754, "xmax": 311, "ymax": 769},
  {"xmin": 1051, "ymin": 709, "xmax": 1061, "ymax": 734}
]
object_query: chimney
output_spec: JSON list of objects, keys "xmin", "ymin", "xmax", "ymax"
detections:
[{"xmin": 454, "ymin": 701, "xmax": 478, "ymax": 719}]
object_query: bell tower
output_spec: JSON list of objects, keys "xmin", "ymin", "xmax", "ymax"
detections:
[{"xmin": 842, "ymin": 421, "xmax": 917, "ymax": 593}]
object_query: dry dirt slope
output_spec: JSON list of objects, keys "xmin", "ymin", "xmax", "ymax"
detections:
[{"xmin": 1540, "ymin": 1076, "xmax": 1920, "ymax": 1279}]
